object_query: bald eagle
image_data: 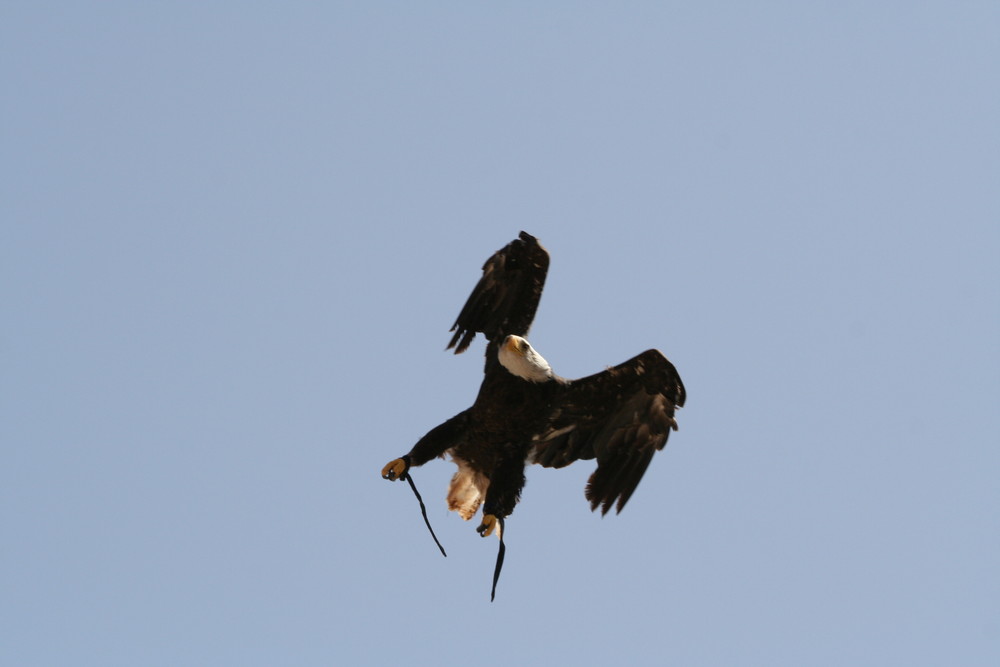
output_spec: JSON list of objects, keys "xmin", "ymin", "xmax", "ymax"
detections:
[{"xmin": 381, "ymin": 231, "xmax": 686, "ymax": 597}]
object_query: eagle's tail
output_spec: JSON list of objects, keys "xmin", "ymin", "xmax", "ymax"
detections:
[{"xmin": 447, "ymin": 456, "xmax": 490, "ymax": 520}]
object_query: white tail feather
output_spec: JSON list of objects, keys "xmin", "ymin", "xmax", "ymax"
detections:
[{"xmin": 447, "ymin": 458, "xmax": 490, "ymax": 520}]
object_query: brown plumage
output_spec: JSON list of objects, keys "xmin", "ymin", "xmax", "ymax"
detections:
[{"xmin": 382, "ymin": 231, "xmax": 686, "ymax": 524}]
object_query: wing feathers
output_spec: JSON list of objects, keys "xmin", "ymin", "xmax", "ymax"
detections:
[
  {"xmin": 447, "ymin": 231, "xmax": 549, "ymax": 354},
  {"xmin": 531, "ymin": 349, "xmax": 685, "ymax": 514}
]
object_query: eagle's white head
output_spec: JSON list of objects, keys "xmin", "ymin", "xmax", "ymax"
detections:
[{"xmin": 498, "ymin": 335, "xmax": 553, "ymax": 382}]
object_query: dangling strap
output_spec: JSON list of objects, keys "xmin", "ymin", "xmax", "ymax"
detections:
[
  {"xmin": 490, "ymin": 517, "xmax": 506, "ymax": 602},
  {"xmin": 402, "ymin": 471, "xmax": 447, "ymax": 557}
]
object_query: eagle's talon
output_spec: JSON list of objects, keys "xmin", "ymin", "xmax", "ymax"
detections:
[
  {"xmin": 476, "ymin": 514, "xmax": 499, "ymax": 537},
  {"xmin": 381, "ymin": 457, "xmax": 409, "ymax": 481}
]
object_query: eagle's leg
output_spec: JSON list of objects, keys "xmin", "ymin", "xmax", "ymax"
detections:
[
  {"xmin": 475, "ymin": 457, "xmax": 525, "ymax": 538},
  {"xmin": 381, "ymin": 411, "xmax": 470, "ymax": 481}
]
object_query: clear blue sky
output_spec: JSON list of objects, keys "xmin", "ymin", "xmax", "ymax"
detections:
[{"xmin": 2, "ymin": 3, "xmax": 998, "ymax": 665}]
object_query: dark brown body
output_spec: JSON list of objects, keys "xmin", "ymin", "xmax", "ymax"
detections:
[
  {"xmin": 389, "ymin": 231, "xmax": 685, "ymax": 523},
  {"xmin": 406, "ymin": 350, "xmax": 565, "ymax": 521}
]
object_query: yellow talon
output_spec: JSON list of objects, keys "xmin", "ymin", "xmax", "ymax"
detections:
[
  {"xmin": 476, "ymin": 514, "xmax": 499, "ymax": 538},
  {"xmin": 381, "ymin": 458, "xmax": 408, "ymax": 481}
]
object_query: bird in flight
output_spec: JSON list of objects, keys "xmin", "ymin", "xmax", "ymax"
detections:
[{"xmin": 381, "ymin": 231, "xmax": 686, "ymax": 600}]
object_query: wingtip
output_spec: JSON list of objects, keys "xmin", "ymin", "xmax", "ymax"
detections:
[
  {"xmin": 446, "ymin": 327, "xmax": 475, "ymax": 354},
  {"xmin": 587, "ymin": 494, "xmax": 615, "ymax": 516}
]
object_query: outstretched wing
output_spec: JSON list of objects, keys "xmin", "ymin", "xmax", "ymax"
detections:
[
  {"xmin": 447, "ymin": 231, "xmax": 549, "ymax": 354},
  {"xmin": 529, "ymin": 349, "xmax": 686, "ymax": 515}
]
